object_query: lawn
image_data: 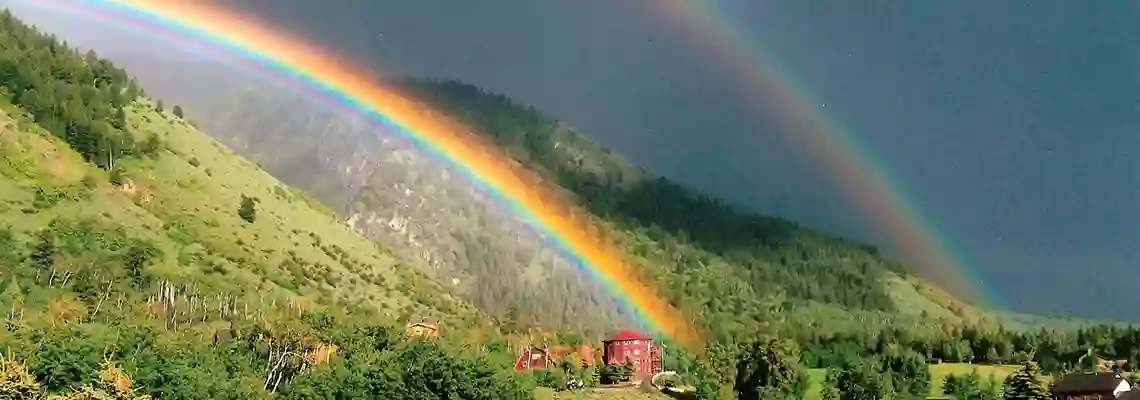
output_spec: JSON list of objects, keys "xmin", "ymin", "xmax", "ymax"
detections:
[
  {"xmin": 541, "ymin": 387, "xmax": 676, "ymax": 400},
  {"xmin": 805, "ymin": 363, "xmax": 1020, "ymax": 399},
  {"xmin": 541, "ymin": 363, "xmax": 1022, "ymax": 399}
]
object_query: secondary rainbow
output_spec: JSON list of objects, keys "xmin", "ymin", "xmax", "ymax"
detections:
[
  {"xmin": 47, "ymin": 0, "xmax": 702, "ymax": 345},
  {"xmin": 648, "ymin": 1, "xmax": 995, "ymax": 307}
]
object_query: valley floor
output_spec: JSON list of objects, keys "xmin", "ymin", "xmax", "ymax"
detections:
[
  {"xmin": 804, "ymin": 363, "xmax": 1019, "ymax": 399},
  {"xmin": 548, "ymin": 363, "xmax": 1021, "ymax": 400}
]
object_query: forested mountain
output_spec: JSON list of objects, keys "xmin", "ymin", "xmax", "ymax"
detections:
[
  {"xmin": 13, "ymin": 7, "xmax": 1140, "ymax": 400},
  {"xmin": 122, "ymin": 55, "xmax": 990, "ymax": 341},
  {"xmin": 119, "ymin": 67, "xmax": 1140, "ymax": 399}
]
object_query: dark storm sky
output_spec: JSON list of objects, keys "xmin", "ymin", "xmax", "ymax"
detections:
[{"xmin": 9, "ymin": 1, "xmax": 1140, "ymax": 320}]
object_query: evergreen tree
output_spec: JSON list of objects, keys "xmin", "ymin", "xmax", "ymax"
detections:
[
  {"xmin": 1001, "ymin": 362, "xmax": 1050, "ymax": 400},
  {"xmin": 819, "ymin": 369, "xmax": 841, "ymax": 400},
  {"xmin": 0, "ymin": 227, "xmax": 20, "ymax": 266},
  {"xmin": 943, "ymin": 370, "xmax": 1000, "ymax": 400},
  {"xmin": 238, "ymin": 195, "xmax": 257, "ymax": 223},
  {"xmin": 836, "ymin": 360, "xmax": 895, "ymax": 400},
  {"xmin": 28, "ymin": 228, "xmax": 55, "ymax": 270},
  {"xmin": 732, "ymin": 336, "xmax": 809, "ymax": 400},
  {"xmin": 126, "ymin": 78, "xmax": 139, "ymax": 100},
  {"xmin": 172, "ymin": 105, "xmax": 183, "ymax": 118},
  {"xmin": 880, "ymin": 349, "xmax": 929, "ymax": 397}
]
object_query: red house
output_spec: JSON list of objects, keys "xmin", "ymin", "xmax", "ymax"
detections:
[
  {"xmin": 602, "ymin": 330, "xmax": 662, "ymax": 379},
  {"xmin": 514, "ymin": 344, "xmax": 596, "ymax": 372}
]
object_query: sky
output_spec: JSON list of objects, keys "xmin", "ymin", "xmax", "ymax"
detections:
[{"xmin": 7, "ymin": 0, "xmax": 1140, "ymax": 320}]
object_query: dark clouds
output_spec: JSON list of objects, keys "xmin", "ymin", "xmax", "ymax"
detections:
[{"xmin": 8, "ymin": 0, "xmax": 1140, "ymax": 320}]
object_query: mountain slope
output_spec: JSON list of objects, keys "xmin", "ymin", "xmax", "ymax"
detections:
[
  {"xmin": 388, "ymin": 79, "xmax": 993, "ymax": 332},
  {"xmin": 119, "ymin": 59, "xmax": 992, "ymax": 340},
  {"xmin": 0, "ymin": 11, "xmax": 535, "ymax": 398},
  {"xmin": 108, "ymin": 65, "xmax": 631, "ymax": 336},
  {"xmin": 0, "ymin": 98, "xmax": 480, "ymax": 327}
]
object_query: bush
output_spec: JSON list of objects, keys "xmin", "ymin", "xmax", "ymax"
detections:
[
  {"xmin": 534, "ymin": 369, "xmax": 568, "ymax": 390},
  {"xmin": 600, "ymin": 363, "xmax": 632, "ymax": 384},
  {"xmin": 656, "ymin": 373, "xmax": 682, "ymax": 388},
  {"xmin": 238, "ymin": 195, "xmax": 256, "ymax": 223}
]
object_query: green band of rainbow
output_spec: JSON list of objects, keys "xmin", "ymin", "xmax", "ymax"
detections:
[{"xmin": 650, "ymin": 0, "xmax": 995, "ymax": 308}]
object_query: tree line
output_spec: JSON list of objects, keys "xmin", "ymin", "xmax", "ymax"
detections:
[
  {"xmin": 394, "ymin": 77, "xmax": 920, "ymax": 342},
  {"xmin": 799, "ymin": 323, "xmax": 1140, "ymax": 375},
  {"xmin": 0, "ymin": 9, "xmax": 164, "ymax": 170}
]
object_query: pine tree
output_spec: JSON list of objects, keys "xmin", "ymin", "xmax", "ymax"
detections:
[
  {"xmin": 238, "ymin": 195, "xmax": 257, "ymax": 223},
  {"xmin": 1001, "ymin": 362, "xmax": 1050, "ymax": 400},
  {"xmin": 0, "ymin": 227, "xmax": 19, "ymax": 266},
  {"xmin": 819, "ymin": 369, "xmax": 840, "ymax": 400},
  {"xmin": 837, "ymin": 360, "xmax": 895, "ymax": 400},
  {"xmin": 732, "ymin": 336, "xmax": 809, "ymax": 400},
  {"xmin": 172, "ymin": 105, "xmax": 183, "ymax": 118},
  {"xmin": 944, "ymin": 371, "xmax": 998, "ymax": 400},
  {"xmin": 125, "ymin": 77, "xmax": 139, "ymax": 100},
  {"xmin": 28, "ymin": 228, "xmax": 55, "ymax": 270}
]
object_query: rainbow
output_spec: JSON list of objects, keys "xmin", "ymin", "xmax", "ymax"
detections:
[
  {"xmin": 649, "ymin": 1, "xmax": 994, "ymax": 307},
  {"xmin": 29, "ymin": 0, "xmax": 702, "ymax": 345}
]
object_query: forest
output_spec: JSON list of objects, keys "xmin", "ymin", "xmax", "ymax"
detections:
[
  {"xmin": 393, "ymin": 78, "xmax": 943, "ymax": 336},
  {"xmin": 0, "ymin": 6, "xmax": 1138, "ymax": 400}
]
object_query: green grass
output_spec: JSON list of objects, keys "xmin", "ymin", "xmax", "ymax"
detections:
[
  {"xmin": 545, "ymin": 387, "xmax": 676, "ymax": 400},
  {"xmin": 804, "ymin": 363, "xmax": 1019, "ymax": 399},
  {"xmin": 928, "ymin": 363, "xmax": 1019, "ymax": 397},
  {"xmin": 803, "ymin": 368, "xmax": 828, "ymax": 400},
  {"xmin": 0, "ymin": 99, "xmax": 481, "ymax": 327}
]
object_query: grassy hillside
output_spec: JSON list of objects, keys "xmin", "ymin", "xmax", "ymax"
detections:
[
  {"xmin": 134, "ymin": 72, "xmax": 634, "ymax": 336},
  {"xmin": 139, "ymin": 71, "xmax": 992, "ymax": 340},
  {"xmin": 0, "ymin": 10, "xmax": 541, "ymax": 398},
  {"xmin": 0, "ymin": 98, "xmax": 480, "ymax": 328}
]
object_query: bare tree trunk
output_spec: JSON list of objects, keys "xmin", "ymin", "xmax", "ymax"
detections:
[{"xmin": 89, "ymin": 280, "xmax": 114, "ymax": 321}]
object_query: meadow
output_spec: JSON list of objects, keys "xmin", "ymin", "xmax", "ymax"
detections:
[{"xmin": 802, "ymin": 363, "xmax": 1020, "ymax": 399}]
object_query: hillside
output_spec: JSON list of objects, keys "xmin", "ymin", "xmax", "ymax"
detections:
[
  {"xmin": 118, "ymin": 69, "xmax": 632, "ymax": 336},
  {"xmin": 98, "ymin": 54, "xmax": 1140, "ymax": 392},
  {"xmin": 0, "ymin": 11, "xmax": 535, "ymax": 399},
  {"xmin": 13, "ymin": 7, "xmax": 1140, "ymax": 399},
  {"xmin": 157, "ymin": 72, "xmax": 990, "ymax": 339},
  {"xmin": 0, "ymin": 97, "xmax": 482, "ymax": 324},
  {"xmin": 90, "ymin": 47, "xmax": 1014, "ymax": 339}
]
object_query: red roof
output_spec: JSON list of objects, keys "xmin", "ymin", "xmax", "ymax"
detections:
[{"xmin": 603, "ymin": 329, "xmax": 652, "ymax": 342}]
